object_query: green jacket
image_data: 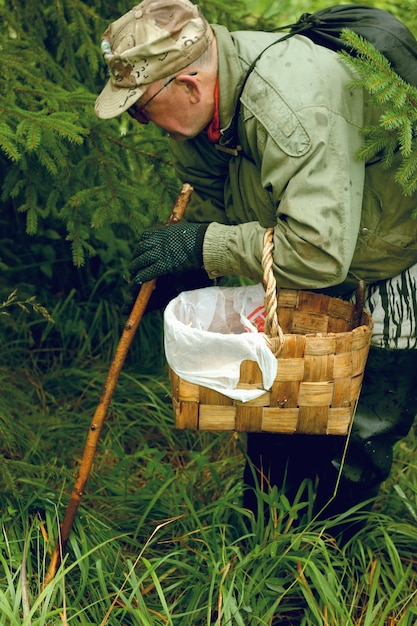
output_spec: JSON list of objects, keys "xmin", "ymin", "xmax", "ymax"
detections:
[{"xmin": 169, "ymin": 25, "xmax": 417, "ymax": 290}]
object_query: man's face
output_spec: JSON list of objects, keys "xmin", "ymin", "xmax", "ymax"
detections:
[{"xmin": 128, "ymin": 73, "xmax": 215, "ymax": 141}]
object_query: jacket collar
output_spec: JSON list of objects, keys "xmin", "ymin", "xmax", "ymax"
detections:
[{"xmin": 210, "ymin": 24, "xmax": 246, "ymax": 147}]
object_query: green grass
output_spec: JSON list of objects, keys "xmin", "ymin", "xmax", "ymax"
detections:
[{"xmin": 0, "ymin": 295, "xmax": 417, "ymax": 625}]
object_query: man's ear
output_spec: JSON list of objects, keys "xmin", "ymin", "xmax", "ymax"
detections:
[{"xmin": 175, "ymin": 73, "xmax": 201, "ymax": 103}]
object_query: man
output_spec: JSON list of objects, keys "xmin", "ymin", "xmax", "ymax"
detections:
[{"xmin": 95, "ymin": 0, "xmax": 417, "ymax": 533}]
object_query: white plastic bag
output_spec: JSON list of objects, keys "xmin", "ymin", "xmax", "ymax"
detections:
[{"xmin": 164, "ymin": 284, "xmax": 278, "ymax": 402}]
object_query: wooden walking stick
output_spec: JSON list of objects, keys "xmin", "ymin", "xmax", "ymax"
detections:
[{"xmin": 43, "ymin": 183, "xmax": 193, "ymax": 586}]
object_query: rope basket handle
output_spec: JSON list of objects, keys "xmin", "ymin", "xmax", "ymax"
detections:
[{"xmin": 262, "ymin": 227, "xmax": 285, "ymax": 356}]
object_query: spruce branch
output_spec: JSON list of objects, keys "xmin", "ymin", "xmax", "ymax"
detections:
[
  {"xmin": 26, "ymin": 207, "xmax": 39, "ymax": 236},
  {"xmin": 14, "ymin": 111, "xmax": 88, "ymax": 146},
  {"xmin": 395, "ymin": 152, "xmax": 417, "ymax": 195},
  {"xmin": 355, "ymin": 125, "xmax": 398, "ymax": 168},
  {"xmin": 19, "ymin": 121, "xmax": 42, "ymax": 152},
  {"xmin": 339, "ymin": 29, "xmax": 417, "ymax": 196},
  {"xmin": 0, "ymin": 124, "xmax": 22, "ymax": 161}
]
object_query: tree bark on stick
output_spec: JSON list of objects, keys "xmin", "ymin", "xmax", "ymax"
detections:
[{"xmin": 43, "ymin": 183, "xmax": 193, "ymax": 587}]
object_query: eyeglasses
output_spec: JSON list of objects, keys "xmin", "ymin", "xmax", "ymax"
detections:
[{"xmin": 127, "ymin": 72, "xmax": 197, "ymax": 124}]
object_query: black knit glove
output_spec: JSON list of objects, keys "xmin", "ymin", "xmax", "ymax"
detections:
[
  {"xmin": 123, "ymin": 268, "xmax": 215, "ymax": 314},
  {"xmin": 128, "ymin": 222, "xmax": 209, "ymax": 284}
]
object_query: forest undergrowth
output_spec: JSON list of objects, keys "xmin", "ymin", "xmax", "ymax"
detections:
[{"xmin": 0, "ymin": 292, "xmax": 416, "ymax": 625}]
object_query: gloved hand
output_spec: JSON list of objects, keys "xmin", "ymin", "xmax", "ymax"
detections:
[
  {"xmin": 123, "ymin": 268, "xmax": 215, "ymax": 314},
  {"xmin": 128, "ymin": 221, "xmax": 209, "ymax": 285}
]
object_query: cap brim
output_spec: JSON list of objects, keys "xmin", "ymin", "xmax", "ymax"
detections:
[{"xmin": 94, "ymin": 79, "xmax": 146, "ymax": 119}]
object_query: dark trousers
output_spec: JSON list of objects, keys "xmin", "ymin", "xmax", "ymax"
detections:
[{"xmin": 243, "ymin": 347, "xmax": 417, "ymax": 522}]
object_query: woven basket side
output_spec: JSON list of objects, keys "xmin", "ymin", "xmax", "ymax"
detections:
[{"xmin": 170, "ymin": 279, "xmax": 373, "ymax": 434}]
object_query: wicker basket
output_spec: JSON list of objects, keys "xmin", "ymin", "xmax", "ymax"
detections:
[{"xmin": 169, "ymin": 229, "xmax": 373, "ymax": 435}]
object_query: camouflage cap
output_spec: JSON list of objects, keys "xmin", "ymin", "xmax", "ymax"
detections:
[{"xmin": 94, "ymin": 0, "xmax": 213, "ymax": 119}]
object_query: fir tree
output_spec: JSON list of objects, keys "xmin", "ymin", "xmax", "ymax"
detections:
[
  {"xmin": 0, "ymin": 0, "xmax": 253, "ymax": 290},
  {"xmin": 0, "ymin": 0, "xmax": 181, "ymax": 273}
]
